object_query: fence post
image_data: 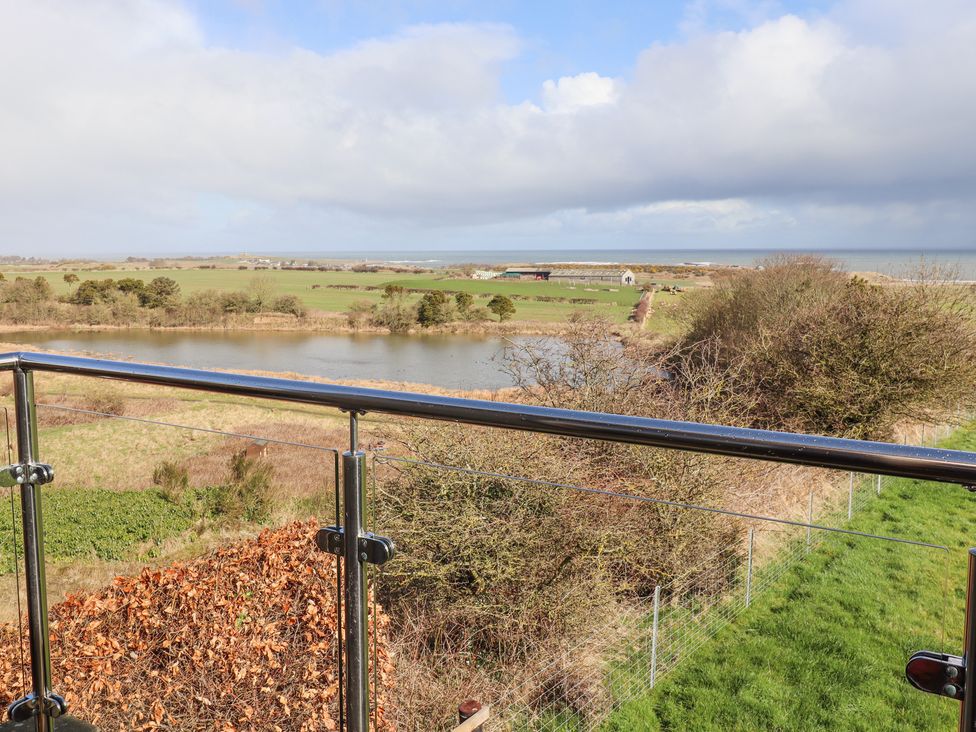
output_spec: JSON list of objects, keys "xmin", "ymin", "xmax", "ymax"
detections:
[
  {"xmin": 11, "ymin": 368, "xmax": 59, "ymax": 731},
  {"xmin": 650, "ymin": 585, "xmax": 661, "ymax": 688},
  {"xmin": 876, "ymin": 474, "xmax": 882, "ymax": 496},
  {"xmin": 847, "ymin": 472, "xmax": 854, "ymax": 521},
  {"xmin": 745, "ymin": 527, "xmax": 754, "ymax": 608},
  {"xmin": 806, "ymin": 491, "xmax": 814, "ymax": 548},
  {"xmin": 344, "ymin": 413, "xmax": 369, "ymax": 732}
]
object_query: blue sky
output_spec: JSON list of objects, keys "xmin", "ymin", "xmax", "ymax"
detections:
[{"xmin": 0, "ymin": 0, "xmax": 973, "ymax": 256}]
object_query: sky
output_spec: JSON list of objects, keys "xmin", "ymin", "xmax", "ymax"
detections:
[{"xmin": 0, "ymin": 0, "xmax": 974, "ymax": 257}]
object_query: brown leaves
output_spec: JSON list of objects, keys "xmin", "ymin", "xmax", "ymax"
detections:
[{"xmin": 0, "ymin": 521, "xmax": 393, "ymax": 731}]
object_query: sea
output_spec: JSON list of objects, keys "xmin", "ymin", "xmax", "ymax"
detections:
[{"xmin": 279, "ymin": 248, "xmax": 976, "ymax": 280}]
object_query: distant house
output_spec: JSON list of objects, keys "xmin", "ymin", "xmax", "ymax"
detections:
[
  {"xmin": 471, "ymin": 270, "xmax": 501, "ymax": 280},
  {"xmin": 549, "ymin": 269, "xmax": 636, "ymax": 285}
]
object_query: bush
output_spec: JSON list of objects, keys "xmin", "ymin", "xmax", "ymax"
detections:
[
  {"xmin": 270, "ymin": 294, "xmax": 306, "ymax": 318},
  {"xmin": 487, "ymin": 294, "xmax": 516, "ymax": 321},
  {"xmin": 212, "ymin": 450, "xmax": 275, "ymax": 522},
  {"xmin": 152, "ymin": 461, "xmax": 190, "ymax": 504},
  {"xmin": 138, "ymin": 276, "xmax": 181, "ymax": 308},
  {"xmin": 416, "ymin": 291, "xmax": 452, "ymax": 327},
  {"xmin": 346, "ymin": 299, "xmax": 376, "ymax": 327},
  {"xmin": 671, "ymin": 256, "xmax": 976, "ymax": 439}
]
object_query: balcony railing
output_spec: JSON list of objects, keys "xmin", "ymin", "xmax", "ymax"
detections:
[{"xmin": 1, "ymin": 350, "xmax": 975, "ymax": 731}]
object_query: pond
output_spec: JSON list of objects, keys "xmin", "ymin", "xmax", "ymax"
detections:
[{"xmin": 1, "ymin": 330, "xmax": 537, "ymax": 390}]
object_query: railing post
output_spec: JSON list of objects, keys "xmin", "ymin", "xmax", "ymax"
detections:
[
  {"xmin": 745, "ymin": 528, "xmax": 754, "ymax": 608},
  {"xmin": 12, "ymin": 368, "xmax": 55, "ymax": 731},
  {"xmin": 876, "ymin": 474, "xmax": 882, "ymax": 496},
  {"xmin": 650, "ymin": 585, "xmax": 661, "ymax": 688},
  {"xmin": 960, "ymin": 548, "xmax": 976, "ymax": 731},
  {"xmin": 344, "ymin": 412, "xmax": 369, "ymax": 732}
]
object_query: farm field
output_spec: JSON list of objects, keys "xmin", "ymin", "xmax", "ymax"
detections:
[
  {"xmin": 602, "ymin": 425, "xmax": 976, "ymax": 731},
  {"xmin": 11, "ymin": 268, "xmax": 700, "ymax": 325}
]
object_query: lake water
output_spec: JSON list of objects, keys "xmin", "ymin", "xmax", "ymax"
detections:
[{"xmin": 2, "ymin": 330, "xmax": 526, "ymax": 390}]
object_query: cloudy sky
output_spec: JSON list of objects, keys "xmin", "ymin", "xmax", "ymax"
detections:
[{"xmin": 1, "ymin": 0, "xmax": 974, "ymax": 256}]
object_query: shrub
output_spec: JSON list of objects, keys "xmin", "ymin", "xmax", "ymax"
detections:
[
  {"xmin": 152, "ymin": 461, "xmax": 190, "ymax": 504},
  {"xmin": 270, "ymin": 294, "xmax": 306, "ymax": 318},
  {"xmin": 347, "ymin": 299, "xmax": 376, "ymax": 327},
  {"xmin": 487, "ymin": 294, "xmax": 516, "ymax": 321},
  {"xmin": 138, "ymin": 276, "xmax": 181, "ymax": 308},
  {"xmin": 212, "ymin": 450, "xmax": 275, "ymax": 522},
  {"xmin": 671, "ymin": 256, "xmax": 976, "ymax": 439},
  {"xmin": 416, "ymin": 291, "xmax": 452, "ymax": 327},
  {"xmin": 455, "ymin": 291, "xmax": 474, "ymax": 317}
]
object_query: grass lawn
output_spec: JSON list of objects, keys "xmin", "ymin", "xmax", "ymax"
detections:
[
  {"xmin": 14, "ymin": 268, "xmax": 679, "ymax": 324},
  {"xmin": 603, "ymin": 425, "xmax": 976, "ymax": 731}
]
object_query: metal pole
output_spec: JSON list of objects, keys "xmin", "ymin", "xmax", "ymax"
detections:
[
  {"xmin": 344, "ymin": 413, "xmax": 369, "ymax": 732},
  {"xmin": 745, "ymin": 528, "xmax": 754, "ymax": 608},
  {"xmin": 806, "ymin": 491, "xmax": 814, "ymax": 548},
  {"xmin": 959, "ymin": 548, "xmax": 976, "ymax": 732},
  {"xmin": 650, "ymin": 585, "xmax": 660, "ymax": 688},
  {"xmin": 13, "ymin": 368, "xmax": 53, "ymax": 732},
  {"xmin": 876, "ymin": 474, "xmax": 882, "ymax": 496},
  {"xmin": 847, "ymin": 472, "xmax": 854, "ymax": 521}
]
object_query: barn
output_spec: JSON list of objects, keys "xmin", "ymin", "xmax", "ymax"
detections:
[{"xmin": 548, "ymin": 268, "xmax": 636, "ymax": 285}]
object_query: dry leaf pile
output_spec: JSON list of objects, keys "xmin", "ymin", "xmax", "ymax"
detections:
[{"xmin": 1, "ymin": 521, "xmax": 393, "ymax": 731}]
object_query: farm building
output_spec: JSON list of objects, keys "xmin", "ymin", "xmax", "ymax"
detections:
[
  {"xmin": 500, "ymin": 267, "xmax": 636, "ymax": 284},
  {"xmin": 549, "ymin": 269, "xmax": 636, "ymax": 285},
  {"xmin": 501, "ymin": 267, "xmax": 551, "ymax": 280}
]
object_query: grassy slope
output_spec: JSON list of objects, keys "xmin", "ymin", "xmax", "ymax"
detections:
[
  {"xmin": 605, "ymin": 425, "xmax": 976, "ymax": 731},
  {"xmin": 13, "ymin": 269, "xmax": 680, "ymax": 324}
]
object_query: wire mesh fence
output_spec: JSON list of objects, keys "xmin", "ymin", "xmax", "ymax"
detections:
[{"xmin": 366, "ymin": 420, "xmax": 954, "ymax": 732}]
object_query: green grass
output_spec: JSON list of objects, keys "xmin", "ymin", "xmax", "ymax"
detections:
[
  {"xmin": 599, "ymin": 425, "xmax": 976, "ymax": 731},
  {"xmin": 0, "ymin": 487, "xmax": 195, "ymax": 572},
  {"xmin": 14, "ymin": 268, "xmax": 668, "ymax": 324}
]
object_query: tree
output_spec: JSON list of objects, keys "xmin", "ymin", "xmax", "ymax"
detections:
[
  {"xmin": 374, "ymin": 285, "xmax": 413, "ymax": 333},
  {"xmin": 115, "ymin": 277, "xmax": 145, "ymax": 295},
  {"xmin": 63, "ymin": 273, "xmax": 79, "ymax": 286},
  {"xmin": 455, "ymin": 291, "xmax": 474, "ymax": 317},
  {"xmin": 70, "ymin": 279, "xmax": 115, "ymax": 305},
  {"xmin": 416, "ymin": 291, "xmax": 451, "ymax": 327},
  {"xmin": 487, "ymin": 294, "xmax": 516, "ymax": 321},
  {"xmin": 139, "ymin": 276, "xmax": 181, "ymax": 308}
]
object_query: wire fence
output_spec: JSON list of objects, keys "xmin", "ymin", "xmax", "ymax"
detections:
[
  {"xmin": 4, "ymin": 390, "xmax": 963, "ymax": 732},
  {"xmin": 372, "ymin": 419, "xmax": 958, "ymax": 731}
]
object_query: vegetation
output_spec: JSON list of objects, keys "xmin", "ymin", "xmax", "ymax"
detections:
[
  {"xmin": 0, "ymin": 487, "xmax": 195, "ymax": 572},
  {"xmin": 487, "ymin": 294, "xmax": 516, "ymax": 321},
  {"xmin": 210, "ymin": 450, "xmax": 275, "ymax": 523},
  {"xmin": 7, "ymin": 267, "xmax": 654, "ymax": 326},
  {"xmin": 670, "ymin": 257, "xmax": 976, "ymax": 439},
  {"xmin": 605, "ymin": 424, "xmax": 976, "ymax": 731},
  {"xmin": 377, "ymin": 314, "xmax": 753, "ymax": 725}
]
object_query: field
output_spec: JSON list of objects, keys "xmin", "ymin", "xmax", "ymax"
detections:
[
  {"xmin": 12, "ymin": 268, "xmax": 702, "ymax": 325},
  {"xmin": 602, "ymin": 424, "xmax": 976, "ymax": 731}
]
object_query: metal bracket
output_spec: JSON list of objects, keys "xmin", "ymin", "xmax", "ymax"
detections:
[
  {"xmin": 8, "ymin": 692, "xmax": 68, "ymax": 721},
  {"xmin": 906, "ymin": 650, "xmax": 966, "ymax": 700},
  {"xmin": 316, "ymin": 526, "xmax": 395, "ymax": 566},
  {"xmin": 0, "ymin": 462, "xmax": 54, "ymax": 489}
]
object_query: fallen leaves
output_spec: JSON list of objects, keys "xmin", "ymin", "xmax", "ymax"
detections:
[{"xmin": 0, "ymin": 521, "xmax": 394, "ymax": 731}]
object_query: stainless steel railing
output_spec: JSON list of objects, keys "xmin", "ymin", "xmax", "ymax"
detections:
[{"xmin": 2, "ymin": 350, "xmax": 975, "ymax": 731}]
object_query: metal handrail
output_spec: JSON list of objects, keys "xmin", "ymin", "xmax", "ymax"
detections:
[
  {"xmin": 4, "ymin": 349, "xmax": 976, "ymax": 731},
  {"xmin": 1, "ymin": 350, "xmax": 975, "ymax": 484}
]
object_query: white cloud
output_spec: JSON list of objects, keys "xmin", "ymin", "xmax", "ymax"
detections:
[
  {"xmin": 541, "ymin": 72, "xmax": 621, "ymax": 113},
  {"xmin": 0, "ymin": 0, "xmax": 974, "ymax": 253}
]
